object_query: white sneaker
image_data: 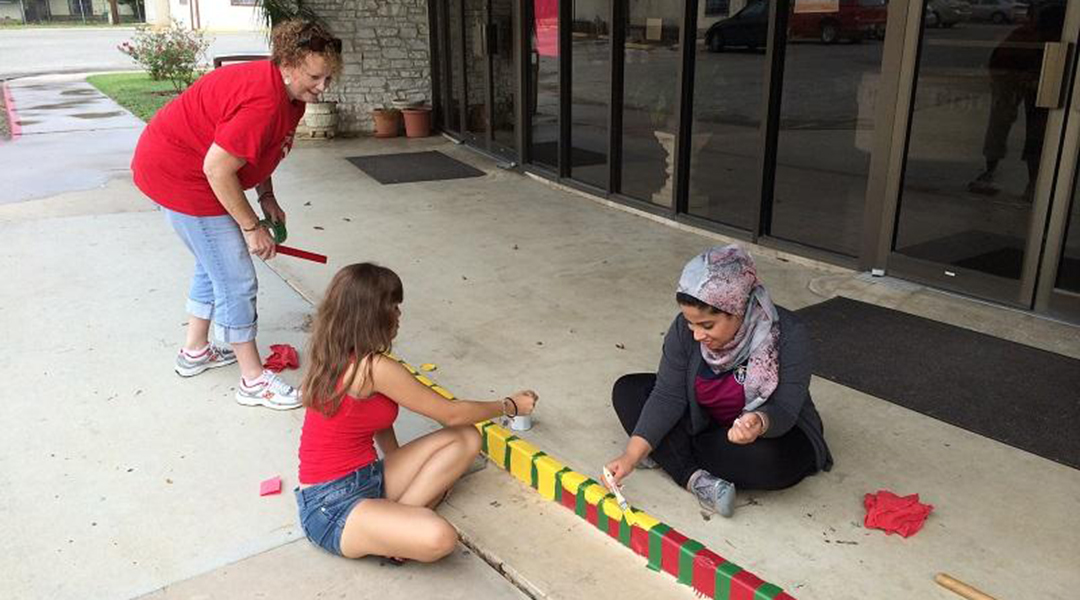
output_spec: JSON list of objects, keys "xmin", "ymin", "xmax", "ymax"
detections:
[
  {"xmin": 175, "ymin": 344, "xmax": 237, "ymax": 377},
  {"xmin": 235, "ymin": 370, "xmax": 302, "ymax": 410}
]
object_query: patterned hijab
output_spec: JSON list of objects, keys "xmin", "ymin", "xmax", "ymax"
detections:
[{"xmin": 677, "ymin": 245, "xmax": 780, "ymax": 412}]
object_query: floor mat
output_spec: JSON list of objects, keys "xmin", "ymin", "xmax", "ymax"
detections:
[
  {"xmin": 346, "ymin": 151, "xmax": 485, "ymax": 184},
  {"xmin": 795, "ymin": 297, "xmax": 1080, "ymax": 469}
]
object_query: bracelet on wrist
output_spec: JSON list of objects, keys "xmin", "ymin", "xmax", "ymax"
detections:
[
  {"xmin": 502, "ymin": 396, "xmax": 518, "ymax": 418},
  {"xmin": 257, "ymin": 192, "xmax": 275, "ymax": 203},
  {"xmin": 242, "ymin": 221, "xmax": 263, "ymax": 232}
]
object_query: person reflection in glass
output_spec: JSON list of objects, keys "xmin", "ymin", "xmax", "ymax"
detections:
[{"xmin": 969, "ymin": 1, "xmax": 1065, "ymax": 200}]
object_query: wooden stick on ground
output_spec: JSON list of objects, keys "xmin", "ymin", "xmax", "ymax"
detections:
[{"xmin": 934, "ymin": 573, "xmax": 999, "ymax": 600}]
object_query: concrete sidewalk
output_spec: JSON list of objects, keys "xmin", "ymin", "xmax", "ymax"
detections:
[{"xmin": 2, "ymin": 74, "xmax": 1079, "ymax": 600}]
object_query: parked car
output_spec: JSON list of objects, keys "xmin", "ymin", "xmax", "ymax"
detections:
[
  {"xmin": 925, "ymin": 0, "xmax": 973, "ymax": 28},
  {"xmin": 790, "ymin": 0, "xmax": 888, "ymax": 43},
  {"xmin": 969, "ymin": 0, "xmax": 1019, "ymax": 23},
  {"xmin": 705, "ymin": 0, "xmax": 887, "ymax": 50},
  {"xmin": 705, "ymin": 0, "xmax": 769, "ymax": 51}
]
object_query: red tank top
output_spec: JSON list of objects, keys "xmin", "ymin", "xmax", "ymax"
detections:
[{"xmin": 298, "ymin": 392, "xmax": 399, "ymax": 485}]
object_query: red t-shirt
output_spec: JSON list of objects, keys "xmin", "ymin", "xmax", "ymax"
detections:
[
  {"xmin": 695, "ymin": 363, "xmax": 745, "ymax": 427},
  {"xmin": 298, "ymin": 393, "xmax": 400, "ymax": 485},
  {"xmin": 131, "ymin": 60, "xmax": 306, "ymax": 216}
]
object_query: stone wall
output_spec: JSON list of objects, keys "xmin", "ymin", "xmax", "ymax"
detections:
[{"xmin": 305, "ymin": 0, "xmax": 432, "ymax": 135}]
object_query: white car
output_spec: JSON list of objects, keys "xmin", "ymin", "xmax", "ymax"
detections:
[{"xmin": 969, "ymin": 0, "xmax": 1019, "ymax": 23}]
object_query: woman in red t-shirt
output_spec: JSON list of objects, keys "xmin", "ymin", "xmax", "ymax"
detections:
[
  {"xmin": 296, "ymin": 263, "xmax": 538, "ymax": 562},
  {"xmin": 131, "ymin": 20, "xmax": 343, "ymax": 410}
]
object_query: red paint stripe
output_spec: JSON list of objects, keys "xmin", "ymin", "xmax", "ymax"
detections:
[
  {"xmin": 3, "ymin": 83, "xmax": 21, "ymax": 141},
  {"xmin": 774, "ymin": 593, "xmax": 798, "ymax": 600},
  {"xmin": 276, "ymin": 245, "xmax": 327, "ymax": 263},
  {"xmin": 606, "ymin": 515, "xmax": 621, "ymax": 539},
  {"xmin": 692, "ymin": 548, "xmax": 724, "ymax": 598},
  {"xmin": 731, "ymin": 570, "xmax": 766, "ymax": 600},
  {"xmin": 585, "ymin": 502, "xmax": 598, "ymax": 526},
  {"xmin": 560, "ymin": 488, "xmax": 576, "ymax": 511},
  {"xmin": 630, "ymin": 525, "xmax": 649, "ymax": 557},
  {"xmin": 660, "ymin": 529, "xmax": 689, "ymax": 577}
]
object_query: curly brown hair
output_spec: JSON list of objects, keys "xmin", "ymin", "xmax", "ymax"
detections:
[
  {"xmin": 302, "ymin": 263, "xmax": 404, "ymax": 416},
  {"xmin": 271, "ymin": 20, "xmax": 343, "ymax": 76}
]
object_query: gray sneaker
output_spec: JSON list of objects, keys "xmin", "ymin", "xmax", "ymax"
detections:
[
  {"xmin": 689, "ymin": 470, "xmax": 736, "ymax": 518},
  {"xmin": 235, "ymin": 370, "xmax": 302, "ymax": 410},
  {"xmin": 637, "ymin": 456, "xmax": 659, "ymax": 470},
  {"xmin": 175, "ymin": 344, "xmax": 237, "ymax": 377}
]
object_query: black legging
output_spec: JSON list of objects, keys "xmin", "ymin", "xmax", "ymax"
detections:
[{"xmin": 612, "ymin": 373, "xmax": 817, "ymax": 490}]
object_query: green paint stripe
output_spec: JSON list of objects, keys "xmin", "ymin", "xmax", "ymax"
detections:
[
  {"xmin": 529, "ymin": 451, "xmax": 547, "ymax": 489},
  {"xmin": 553, "ymin": 467, "xmax": 572, "ymax": 500},
  {"xmin": 618, "ymin": 514, "xmax": 632, "ymax": 547},
  {"xmin": 646, "ymin": 523, "xmax": 672, "ymax": 572},
  {"xmin": 595, "ymin": 493, "xmax": 615, "ymax": 533},
  {"xmin": 575, "ymin": 479, "xmax": 599, "ymax": 518},
  {"xmin": 502, "ymin": 435, "xmax": 520, "ymax": 471},
  {"xmin": 478, "ymin": 421, "xmax": 495, "ymax": 455},
  {"xmin": 677, "ymin": 540, "xmax": 705, "ymax": 585},
  {"xmin": 753, "ymin": 583, "xmax": 784, "ymax": 600},
  {"xmin": 715, "ymin": 562, "xmax": 745, "ymax": 600}
]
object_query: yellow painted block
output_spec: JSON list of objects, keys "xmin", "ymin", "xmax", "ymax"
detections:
[
  {"xmin": 559, "ymin": 470, "xmax": 589, "ymax": 495},
  {"xmin": 583, "ymin": 481, "xmax": 608, "ymax": 506},
  {"xmin": 534, "ymin": 456, "xmax": 566, "ymax": 500},
  {"xmin": 485, "ymin": 424, "xmax": 515, "ymax": 469},
  {"xmin": 431, "ymin": 385, "xmax": 455, "ymax": 400},
  {"xmin": 506, "ymin": 439, "xmax": 541, "ymax": 484},
  {"xmin": 628, "ymin": 510, "xmax": 661, "ymax": 530},
  {"xmin": 602, "ymin": 497, "xmax": 625, "ymax": 521},
  {"xmin": 415, "ymin": 374, "xmax": 435, "ymax": 387}
]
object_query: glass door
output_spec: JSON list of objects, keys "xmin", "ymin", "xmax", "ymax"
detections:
[
  {"xmin": 457, "ymin": 0, "xmax": 517, "ymax": 157},
  {"xmin": 887, "ymin": 0, "xmax": 1073, "ymax": 306}
]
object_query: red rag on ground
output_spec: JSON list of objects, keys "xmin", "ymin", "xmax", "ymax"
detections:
[
  {"xmin": 262, "ymin": 344, "xmax": 299, "ymax": 372},
  {"xmin": 863, "ymin": 490, "xmax": 934, "ymax": 538}
]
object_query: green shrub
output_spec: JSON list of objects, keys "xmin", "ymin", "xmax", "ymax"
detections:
[{"xmin": 118, "ymin": 20, "xmax": 210, "ymax": 93}]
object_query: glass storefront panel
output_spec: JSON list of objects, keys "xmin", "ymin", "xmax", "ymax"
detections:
[
  {"xmin": 464, "ymin": 0, "xmax": 488, "ymax": 140},
  {"xmin": 894, "ymin": 1, "xmax": 1065, "ymax": 281},
  {"xmin": 446, "ymin": 0, "xmax": 464, "ymax": 132},
  {"xmin": 1056, "ymin": 164, "xmax": 1080, "ymax": 293},
  {"xmin": 529, "ymin": 0, "xmax": 560, "ymax": 170},
  {"xmin": 687, "ymin": 0, "xmax": 767, "ymax": 229},
  {"xmin": 770, "ymin": 0, "xmax": 887, "ymax": 256},
  {"xmin": 570, "ymin": 0, "xmax": 611, "ymax": 189},
  {"xmin": 491, "ymin": 0, "xmax": 516, "ymax": 153},
  {"xmin": 620, "ymin": 1, "xmax": 682, "ymax": 206}
]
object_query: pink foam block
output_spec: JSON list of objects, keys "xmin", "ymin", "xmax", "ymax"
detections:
[{"xmin": 260, "ymin": 476, "xmax": 282, "ymax": 496}]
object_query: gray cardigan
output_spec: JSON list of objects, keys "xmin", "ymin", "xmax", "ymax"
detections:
[{"xmin": 632, "ymin": 307, "xmax": 833, "ymax": 472}]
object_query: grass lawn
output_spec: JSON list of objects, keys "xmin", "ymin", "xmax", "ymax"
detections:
[{"xmin": 86, "ymin": 72, "xmax": 181, "ymax": 122}]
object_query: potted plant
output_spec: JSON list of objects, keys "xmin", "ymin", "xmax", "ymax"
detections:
[{"xmin": 372, "ymin": 107, "xmax": 402, "ymax": 138}]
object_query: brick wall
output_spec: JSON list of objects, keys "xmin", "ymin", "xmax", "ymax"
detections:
[{"xmin": 306, "ymin": 0, "xmax": 432, "ymax": 135}]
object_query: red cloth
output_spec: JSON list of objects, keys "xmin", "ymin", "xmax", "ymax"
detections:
[
  {"xmin": 263, "ymin": 344, "xmax": 299, "ymax": 372},
  {"xmin": 131, "ymin": 60, "xmax": 306, "ymax": 216},
  {"xmin": 864, "ymin": 490, "xmax": 934, "ymax": 538},
  {"xmin": 298, "ymin": 392, "xmax": 399, "ymax": 484}
]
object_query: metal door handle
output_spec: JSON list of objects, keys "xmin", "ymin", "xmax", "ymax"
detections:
[{"xmin": 1036, "ymin": 42, "xmax": 1071, "ymax": 109}]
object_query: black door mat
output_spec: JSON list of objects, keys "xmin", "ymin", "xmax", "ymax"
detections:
[
  {"xmin": 530, "ymin": 141, "xmax": 607, "ymax": 168},
  {"xmin": 346, "ymin": 151, "xmax": 486, "ymax": 184},
  {"xmin": 795, "ymin": 297, "xmax": 1080, "ymax": 469}
]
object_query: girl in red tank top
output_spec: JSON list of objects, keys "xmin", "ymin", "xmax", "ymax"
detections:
[{"xmin": 295, "ymin": 263, "xmax": 539, "ymax": 562}]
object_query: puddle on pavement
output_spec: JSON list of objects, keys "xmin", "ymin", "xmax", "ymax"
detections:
[
  {"xmin": 26, "ymin": 100, "xmax": 91, "ymax": 110},
  {"xmin": 71, "ymin": 111, "xmax": 124, "ymax": 119},
  {"xmin": 60, "ymin": 89, "xmax": 101, "ymax": 97}
]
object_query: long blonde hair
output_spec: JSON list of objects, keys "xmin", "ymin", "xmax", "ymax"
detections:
[{"xmin": 302, "ymin": 263, "xmax": 403, "ymax": 416}]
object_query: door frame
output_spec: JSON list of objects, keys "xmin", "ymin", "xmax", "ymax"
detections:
[{"xmin": 869, "ymin": 0, "xmax": 1080, "ymax": 310}]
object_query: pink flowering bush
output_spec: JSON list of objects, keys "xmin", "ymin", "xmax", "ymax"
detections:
[{"xmin": 118, "ymin": 20, "xmax": 210, "ymax": 92}]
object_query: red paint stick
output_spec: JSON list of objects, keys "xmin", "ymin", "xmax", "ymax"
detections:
[{"xmin": 276, "ymin": 244, "xmax": 327, "ymax": 264}]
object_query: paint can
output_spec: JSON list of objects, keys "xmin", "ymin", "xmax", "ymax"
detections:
[{"xmin": 503, "ymin": 415, "xmax": 532, "ymax": 431}]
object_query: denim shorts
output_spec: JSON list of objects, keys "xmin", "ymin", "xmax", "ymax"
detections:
[
  {"xmin": 295, "ymin": 461, "xmax": 385, "ymax": 556},
  {"xmin": 162, "ymin": 208, "xmax": 259, "ymax": 344}
]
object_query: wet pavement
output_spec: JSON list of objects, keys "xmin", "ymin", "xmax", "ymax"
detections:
[{"xmin": 0, "ymin": 74, "xmax": 144, "ymax": 204}]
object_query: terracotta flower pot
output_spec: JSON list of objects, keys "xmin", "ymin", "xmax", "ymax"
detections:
[
  {"xmin": 402, "ymin": 107, "xmax": 432, "ymax": 138},
  {"xmin": 372, "ymin": 109, "xmax": 401, "ymax": 138}
]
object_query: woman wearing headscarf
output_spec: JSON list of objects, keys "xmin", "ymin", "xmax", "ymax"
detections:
[{"xmin": 605, "ymin": 245, "xmax": 832, "ymax": 517}]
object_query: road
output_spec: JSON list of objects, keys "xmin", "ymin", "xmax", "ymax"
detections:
[{"xmin": 0, "ymin": 27, "xmax": 268, "ymax": 80}]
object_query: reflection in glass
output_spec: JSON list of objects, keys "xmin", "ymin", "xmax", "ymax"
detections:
[
  {"xmin": 445, "ymin": 0, "xmax": 463, "ymax": 132},
  {"xmin": 687, "ymin": 0, "xmax": 767, "ymax": 229},
  {"xmin": 570, "ymin": 0, "xmax": 611, "ymax": 189},
  {"xmin": 529, "ymin": 0, "xmax": 560, "ymax": 170},
  {"xmin": 491, "ymin": 0, "xmax": 516, "ymax": 154},
  {"xmin": 464, "ymin": 0, "xmax": 488, "ymax": 139},
  {"xmin": 770, "ymin": 0, "xmax": 888, "ymax": 256},
  {"xmin": 1056, "ymin": 167, "xmax": 1080, "ymax": 293},
  {"xmin": 620, "ymin": 2, "xmax": 681, "ymax": 206},
  {"xmin": 894, "ymin": 1, "xmax": 1065, "ymax": 281}
]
